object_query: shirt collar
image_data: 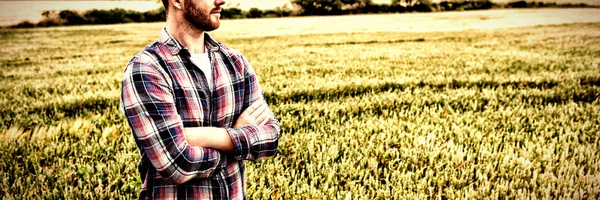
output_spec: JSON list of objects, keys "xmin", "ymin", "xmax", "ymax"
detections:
[{"xmin": 159, "ymin": 27, "xmax": 220, "ymax": 55}]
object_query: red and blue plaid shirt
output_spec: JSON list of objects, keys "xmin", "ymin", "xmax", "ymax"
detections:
[{"xmin": 120, "ymin": 28, "xmax": 280, "ymax": 199}]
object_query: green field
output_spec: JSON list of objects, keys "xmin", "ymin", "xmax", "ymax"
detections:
[{"xmin": 1, "ymin": 16, "xmax": 599, "ymax": 198}]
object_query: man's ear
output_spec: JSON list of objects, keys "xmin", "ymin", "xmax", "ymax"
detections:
[{"xmin": 171, "ymin": 0, "xmax": 183, "ymax": 10}]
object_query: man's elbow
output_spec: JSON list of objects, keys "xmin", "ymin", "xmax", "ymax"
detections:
[
  {"xmin": 158, "ymin": 164, "xmax": 215, "ymax": 185},
  {"xmin": 264, "ymin": 122, "xmax": 281, "ymax": 151},
  {"xmin": 253, "ymin": 126, "xmax": 281, "ymax": 159},
  {"xmin": 157, "ymin": 168, "xmax": 196, "ymax": 185},
  {"xmin": 155, "ymin": 148, "xmax": 222, "ymax": 184},
  {"xmin": 269, "ymin": 123, "xmax": 281, "ymax": 152},
  {"xmin": 164, "ymin": 176, "xmax": 189, "ymax": 185},
  {"xmin": 262, "ymin": 144, "xmax": 280, "ymax": 158},
  {"xmin": 250, "ymin": 144, "xmax": 279, "ymax": 160}
]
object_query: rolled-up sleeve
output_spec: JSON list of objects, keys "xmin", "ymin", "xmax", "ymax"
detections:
[
  {"xmin": 226, "ymin": 55, "xmax": 281, "ymax": 161},
  {"xmin": 121, "ymin": 61, "xmax": 224, "ymax": 184}
]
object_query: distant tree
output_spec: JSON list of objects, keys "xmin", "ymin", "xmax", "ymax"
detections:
[
  {"xmin": 42, "ymin": 11, "xmax": 54, "ymax": 18},
  {"xmin": 221, "ymin": 7, "xmax": 243, "ymax": 19},
  {"xmin": 59, "ymin": 10, "xmax": 86, "ymax": 25},
  {"xmin": 292, "ymin": 0, "xmax": 373, "ymax": 15},
  {"xmin": 393, "ymin": 0, "xmax": 434, "ymax": 12},
  {"xmin": 272, "ymin": 5, "xmax": 293, "ymax": 17},
  {"xmin": 38, "ymin": 10, "xmax": 62, "ymax": 26},
  {"xmin": 143, "ymin": 7, "xmax": 166, "ymax": 22},
  {"xmin": 507, "ymin": 0, "xmax": 528, "ymax": 8},
  {"xmin": 10, "ymin": 20, "xmax": 36, "ymax": 28},
  {"xmin": 388, "ymin": 0, "xmax": 407, "ymax": 12},
  {"xmin": 439, "ymin": 1, "xmax": 454, "ymax": 11},
  {"xmin": 412, "ymin": 0, "xmax": 434, "ymax": 12},
  {"xmin": 246, "ymin": 8, "xmax": 263, "ymax": 18},
  {"xmin": 405, "ymin": 0, "xmax": 416, "ymax": 7}
]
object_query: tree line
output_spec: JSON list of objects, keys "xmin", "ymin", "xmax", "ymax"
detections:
[
  {"xmin": 291, "ymin": 0, "xmax": 596, "ymax": 15},
  {"xmin": 8, "ymin": 0, "xmax": 598, "ymax": 28}
]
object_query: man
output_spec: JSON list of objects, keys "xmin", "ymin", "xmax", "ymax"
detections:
[{"xmin": 120, "ymin": 0, "xmax": 281, "ymax": 198}]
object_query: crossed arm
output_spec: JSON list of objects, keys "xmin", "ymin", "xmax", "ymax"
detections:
[
  {"xmin": 121, "ymin": 59, "xmax": 280, "ymax": 184},
  {"xmin": 184, "ymin": 56, "xmax": 280, "ymax": 161},
  {"xmin": 183, "ymin": 101, "xmax": 273, "ymax": 152}
]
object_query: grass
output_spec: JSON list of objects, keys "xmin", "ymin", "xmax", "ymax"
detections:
[{"xmin": 1, "ymin": 12, "xmax": 599, "ymax": 199}]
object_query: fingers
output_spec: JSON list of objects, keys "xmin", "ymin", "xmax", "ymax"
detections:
[
  {"xmin": 256, "ymin": 108, "xmax": 271, "ymax": 126},
  {"xmin": 242, "ymin": 101, "xmax": 262, "ymax": 117},
  {"xmin": 236, "ymin": 101, "xmax": 271, "ymax": 128},
  {"xmin": 249, "ymin": 101, "xmax": 267, "ymax": 118},
  {"xmin": 250, "ymin": 100, "xmax": 262, "ymax": 109}
]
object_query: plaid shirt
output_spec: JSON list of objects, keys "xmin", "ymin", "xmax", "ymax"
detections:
[{"xmin": 120, "ymin": 28, "xmax": 280, "ymax": 199}]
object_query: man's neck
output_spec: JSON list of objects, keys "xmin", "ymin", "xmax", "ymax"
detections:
[{"xmin": 166, "ymin": 21, "xmax": 206, "ymax": 54}]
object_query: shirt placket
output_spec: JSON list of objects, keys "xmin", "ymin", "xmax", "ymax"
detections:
[
  {"xmin": 208, "ymin": 48, "xmax": 235, "ymax": 199},
  {"xmin": 206, "ymin": 48, "xmax": 215, "ymax": 127}
]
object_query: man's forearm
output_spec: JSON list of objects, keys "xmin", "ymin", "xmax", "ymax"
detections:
[{"xmin": 184, "ymin": 127, "xmax": 235, "ymax": 152}]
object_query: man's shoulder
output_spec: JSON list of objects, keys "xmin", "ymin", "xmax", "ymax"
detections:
[
  {"xmin": 129, "ymin": 41, "xmax": 164, "ymax": 66},
  {"xmin": 217, "ymin": 43, "xmax": 244, "ymax": 59},
  {"xmin": 216, "ymin": 43, "xmax": 252, "ymax": 76},
  {"xmin": 124, "ymin": 41, "xmax": 173, "ymax": 77}
]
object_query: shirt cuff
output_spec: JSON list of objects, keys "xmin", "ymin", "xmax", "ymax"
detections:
[{"xmin": 226, "ymin": 127, "xmax": 253, "ymax": 160}]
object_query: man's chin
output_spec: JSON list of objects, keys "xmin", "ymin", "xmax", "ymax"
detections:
[
  {"xmin": 204, "ymin": 23, "xmax": 220, "ymax": 32},
  {"xmin": 207, "ymin": 13, "xmax": 219, "ymax": 22},
  {"xmin": 208, "ymin": 19, "xmax": 220, "ymax": 31}
]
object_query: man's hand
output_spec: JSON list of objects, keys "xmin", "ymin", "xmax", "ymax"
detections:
[{"xmin": 234, "ymin": 101, "xmax": 271, "ymax": 128}]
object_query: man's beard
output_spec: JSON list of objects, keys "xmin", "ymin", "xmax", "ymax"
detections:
[{"xmin": 183, "ymin": 0, "xmax": 219, "ymax": 31}]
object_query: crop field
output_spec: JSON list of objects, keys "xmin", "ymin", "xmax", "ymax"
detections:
[{"xmin": 1, "ymin": 11, "xmax": 600, "ymax": 199}]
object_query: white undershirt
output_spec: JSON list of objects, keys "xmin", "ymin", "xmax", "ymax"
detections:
[{"xmin": 189, "ymin": 51, "xmax": 213, "ymax": 89}]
